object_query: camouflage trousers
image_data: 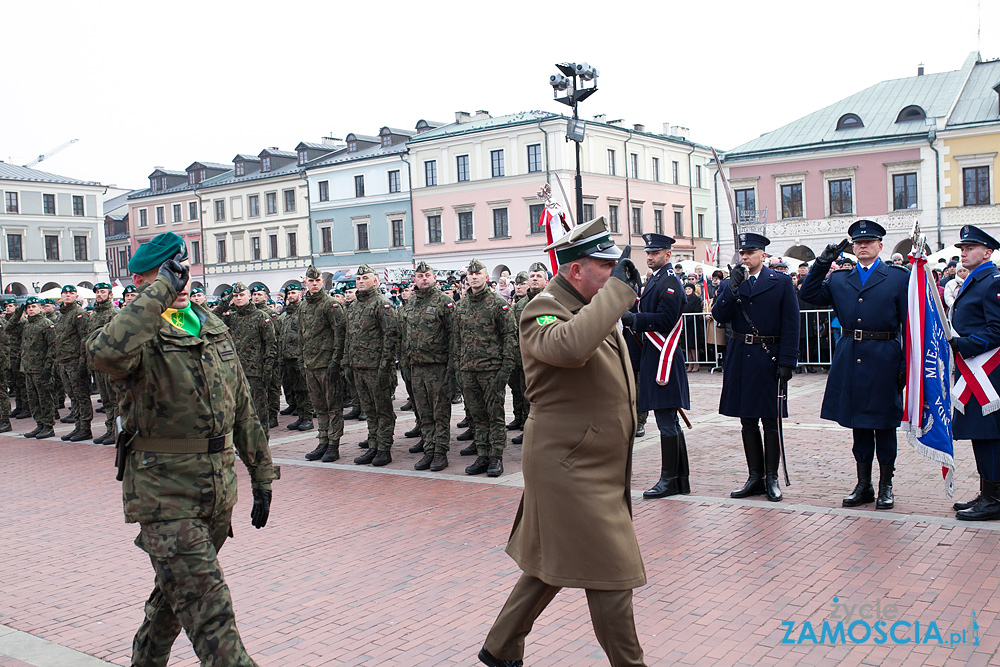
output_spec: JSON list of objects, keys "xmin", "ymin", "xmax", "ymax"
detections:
[
  {"xmin": 95, "ymin": 371, "xmax": 117, "ymax": 434},
  {"xmin": 411, "ymin": 363, "xmax": 451, "ymax": 453},
  {"xmin": 344, "ymin": 367, "xmax": 360, "ymax": 410},
  {"xmin": 268, "ymin": 365, "xmax": 280, "ymax": 421},
  {"xmin": 57, "ymin": 360, "xmax": 92, "ymax": 426},
  {"xmin": 10, "ymin": 362, "xmax": 26, "ymax": 412},
  {"xmin": 633, "ymin": 368, "xmax": 648, "ymax": 427},
  {"xmin": 400, "ymin": 362, "xmax": 423, "ymax": 431},
  {"xmin": 354, "ymin": 367, "xmax": 395, "ymax": 451},
  {"xmin": 247, "ymin": 376, "xmax": 269, "ymax": 439},
  {"xmin": 25, "ymin": 372, "xmax": 54, "ymax": 427},
  {"xmin": 507, "ymin": 364, "xmax": 528, "ymax": 423},
  {"xmin": 304, "ymin": 366, "xmax": 343, "ymax": 446},
  {"xmin": 461, "ymin": 370, "xmax": 507, "ymax": 456},
  {"xmin": 131, "ymin": 511, "xmax": 258, "ymax": 667},
  {"xmin": 0, "ymin": 358, "xmax": 8, "ymax": 422},
  {"xmin": 282, "ymin": 358, "xmax": 312, "ymax": 415}
]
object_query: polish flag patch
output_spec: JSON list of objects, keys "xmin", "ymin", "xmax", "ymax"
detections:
[{"xmin": 667, "ymin": 288, "xmax": 675, "ymax": 294}]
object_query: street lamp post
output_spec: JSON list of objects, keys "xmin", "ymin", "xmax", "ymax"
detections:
[{"xmin": 549, "ymin": 62, "xmax": 598, "ymax": 224}]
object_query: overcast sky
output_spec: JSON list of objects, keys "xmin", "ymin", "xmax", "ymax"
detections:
[{"xmin": 4, "ymin": 0, "xmax": 997, "ymax": 192}]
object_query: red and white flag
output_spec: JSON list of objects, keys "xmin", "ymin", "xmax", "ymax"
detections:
[
  {"xmin": 643, "ymin": 319, "xmax": 684, "ymax": 385},
  {"xmin": 538, "ymin": 203, "xmax": 569, "ymax": 273}
]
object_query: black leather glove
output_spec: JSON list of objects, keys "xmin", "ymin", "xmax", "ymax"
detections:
[
  {"xmin": 621, "ymin": 310, "xmax": 635, "ymax": 327},
  {"xmin": 949, "ymin": 336, "xmax": 961, "ymax": 357},
  {"xmin": 728, "ymin": 264, "xmax": 747, "ymax": 294},
  {"xmin": 817, "ymin": 238, "xmax": 851, "ymax": 266},
  {"xmin": 897, "ymin": 372, "xmax": 906, "ymax": 392},
  {"xmin": 251, "ymin": 488, "xmax": 271, "ymax": 529},
  {"xmin": 158, "ymin": 252, "xmax": 189, "ymax": 292},
  {"xmin": 776, "ymin": 365, "xmax": 794, "ymax": 384},
  {"xmin": 611, "ymin": 245, "xmax": 641, "ymax": 292}
]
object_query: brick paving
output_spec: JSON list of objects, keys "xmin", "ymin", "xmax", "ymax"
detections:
[{"xmin": 1, "ymin": 371, "xmax": 998, "ymax": 666}]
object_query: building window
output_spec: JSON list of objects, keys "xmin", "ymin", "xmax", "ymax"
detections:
[
  {"xmin": 248, "ymin": 195, "xmax": 260, "ymax": 217},
  {"xmin": 298, "ymin": 149, "xmax": 308, "ymax": 165},
  {"xmin": 654, "ymin": 209, "xmax": 663, "ymax": 234},
  {"xmin": 427, "ymin": 215, "xmax": 442, "ymax": 243},
  {"xmin": 139, "ymin": 209, "xmax": 148, "ymax": 227},
  {"xmin": 735, "ymin": 188, "xmax": 756, "ymax": 217},
  {"xmin": 456, "ymin": 155, "xmax": 470, "ymax": 182},
  {"xmin": 607, "ymin": 149, "xmax": 616, "ymax": 176},
  {"xmin": 651, "ymin": 157, "xmax": 660, "ymax": 182},
  {"xmin": 266, "ymin": 234, "xmax": 277, "ymax": 259},
  {"xmin": 608, "ymin": 205, "xmax": 619, "ymax": 233},
  {"xmin": 284, "ymin": 189, "xmax": 295, "ymax": 212},
  {"xmin": 354, "ymin": 175, "xmax": 365, "ymax": 198},
  {"xmin": 425, "ymin": 160, "xmax": 437, "ymax": 186},
  {"xmin": 74, "ymin": 236, "xmax": 87, "ymax": 261},
  {"xmin": 45, "ymin": 234, "xmax": 59, "ymax": 260},
  {"xmin": 217, "ymin": 239, "xmax": 227, "ymax": 263},
  {"xmin": 287, "ymin": 233, "xmax": 297, "ymax": 257},
  {"xmin": 391, "ymin": 219, "xmax": 404, "ymax": 248},
  {"xmin": 214, "ymin": 200, "xmax": 225, "ymax": 222},
  {"xmin": 7, "ymin": 234, "xmax": 22, "ymax": 260},
  {"xmin": 491, "ymin": 150, "xmax": 505, "ymax": 178},
  {"xmin": 893, "ymin": 173, "xmax": 918, "ymax": 210},
  {"xmin": 266, "ymin": 192, "xmax": 277, "ymax": 215},
  {"xmin": 674, "ymin": 210, "xmax": 683, "ymax": 236},
  {"xmin": 172, "ymin": 203, "xmax": 182, "ymax": 222},
  {"xmin": 156, "ymin": 206, "xmax": 165, "ymax": 225},
  {"xmin": 199, "ymin": 169, "xmax": 206, "ymax": 182},
  {"xmin": 190, "ymin": 240, "xmax": 200, "ymax": 266},
  {"xmin": 117, "ymin": 248, "xmax": 129, "ymax": 275},
  {"xmin": 583, "ymin": 202, "xmax": 595, "ymax": 222},
  {"xmin": 348, "ymin": 141, "xmax": 357, "ymax": 152},
  {"xmin": 71, "ymin": 195, "xmax": 84, "ymax": 216},
  {"xmin": 321, "ymin": 227, "xmax": 332, "ymax": 253},
  {"xmin": 318, "ymin": 180, "xmax": 329, "ymax": 202},
  {"xmin": 836, "ymin": 113, "xmax": 863, "ymax": 130},
  {"xmin": 527, "ymin": 144, "xmax": 542, "ymax": 173},
  {"xmin": 189, "ymin": 201, "xmax": 198, "ymax": 220},
  {"xmin": 696, "ymin": 165, "xmax": 703, "ymax": 189},
  {"xmin": 964, "ymin": 166, "xmax": 990, "ymax": 206},
  {"xmin": 262, "ymin": 156, "xmax": 271, "ymax": 172},
  {"xmin": 630, "ymin": 153, "xmax": 639, "ymax": 179},
  {"xmin": 188, "ymin": 172, "xmax": 196, "ymax": 186},
  {"xmin": 672, "ymin": 161, "xmax": 680, "ymax": 185},
  {"xmin": 4, "ymin": 192, "xmax": 18, "ymax": 213},
  {"xmin": 631, "ymin": 206, "xmax": 642, "ymax": 234},
  {"xmin": 697, "ymin": 213, "xmax": 705, "ymax": 237},
  {"xmin": 458, "ymin": 211, "xmax": 473, "ymax": 240},
  {"xmin": 251, "ymin": 236, "xmax": 261, "ymax": 261},
  {"xmin": 356, "ymin": 223, "xmax": 369, "ymax": 251},
  {"xmin": 235, "ymin": 162, "xmax": 245, "ymax": 177},
  {"xmin": 43, "ymin": 194, "xmax": 55, "ymax": 215},
  {"xmin": 388, "ymin": 170, "xmax": 401, "ymax": 193},
  {"xmin": 828, "ymin": 179, "xmax": 853, "ymax": 216},
  {"xmin": 781, "ymin": 183, "xmax": 803, "ymax": 218},
  {"xmin": 529, "ymin": 204, "xmax": 545, "ymax": 234},
  {"xmin": 492, "ymin": 208, "xmax": 508, "ymax": 238}
]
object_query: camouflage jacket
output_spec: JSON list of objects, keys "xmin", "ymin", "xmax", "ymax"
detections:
[
  {"xmin": 53, "ymin": 301, "xmax": 89, "ymax": 363},
  {"xmin": 220, "ymin": 303, "xmax": 276, "ymax": 379},
  {"xmin": 5, "ymin": 308, "xmax": 24, "ymax": 358},
  {"xmin": 399, "ymin": 285, "xmax": 454, "ymax": 366},
  {"xmin": 278, "ymin": 299, "xmax": 303, "ymax": 360},
  {"xmin": 298, "ymin": 289, "xmax": 345, "ymax": 370},
  {"xmin": 510, "ymin": 287, "xmax": 542, "ymax": 366},
  {"xmin": 87, "ymin": 277, "xmax": 275, "ymax": 524},
  {"xmin": 345, "ymin": 287, "xmax": 398, "ymax": 370},
  {"xmin": 21, "ymin": 313, "xmax": 56, "ymax": 373},
  {"xmin": 89, "ymin": 298, "xmax": 120, "ymax": 333},
  {"xmin": 452, "ymin": 286, "xmax": 516, "ymax": 373}
]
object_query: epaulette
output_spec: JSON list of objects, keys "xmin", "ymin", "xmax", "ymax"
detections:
[
  {"xmin": 889, "ymin": 264, "xmax": 908, "ymax": 272},
  {"xmin": 834, "ymin": 267, "xmax": 852, "ymax": 272}
]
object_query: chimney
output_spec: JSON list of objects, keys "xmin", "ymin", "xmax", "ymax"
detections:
[
  {"xmin": 474, "ymin": 110, "xmax": 491, "ymax": 120},
  {"xmin": 918, "ymin": 63, "xmax": 925, "ymax": 76},
  {"xmin": 322, "ymin": 136, "xmax": 342, "ymax": 146},
  {"xmin": 633, "ymin": 123, "xmax": 645, "ymax": 132},
  {"xmin": 593, "ymin": 114, "xmax": 607, "ymax": 122},
  {"xmin": 608, "ymin": 118, "xmax": 624, "ymax": 126},
  {"xmin": 455, "ymin": 111, "xmax": 472, "ymax": 123}
]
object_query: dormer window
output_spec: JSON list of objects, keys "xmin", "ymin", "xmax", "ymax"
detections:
[
  {"xmin": 152, "ymin": 178, "xmax": 160, "ymax": 192},
  {"xmin": 382, "ymin": 136, "xmax": 392, "ymax": 147},
  {"xmin": 262, "ymin": 156, "xmax": 271, "ymax": 172},
  {"xmin": 348, "ymin": 141, "xmax": 357, "ymax": 152},
  {"xmin": 188, "ymin": 172, "xmax": 196, "ymax": 186},
  {"xmin": 235, "ymin": 161, "xmax": 245, "ymax": 177},
  {"xmin": 896, "ymin": 105, "xmax": 926, "ymax": 123},
  {"xmin": 199, "ymin": 169, "xmax": 206, "ymax": 182},
  {"xmin": 298, "ymin": 149, "xmax": 308, "ymax": 165},
  {"xmin": 836, "ymin": 113, "xmax": 864, "ymax": 130}
]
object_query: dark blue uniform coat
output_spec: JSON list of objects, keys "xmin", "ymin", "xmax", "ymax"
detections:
[
  {"xmin": 800, "ymin": 259, "xmax": 908, "ymax": 429},
  {"xmin": 950, "ymin": 262, "xmax": 1000, "ymax": 439},
  {"xmin": 628, "ymin": 265, "xmax": 690, "ymax": 412},
  {"xmin": 712, "ymin": 267, "xmax": 800, "ymax": 418}
]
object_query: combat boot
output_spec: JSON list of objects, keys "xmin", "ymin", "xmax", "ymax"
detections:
[
  {"xmin": 357, "ymin": 411, "xmax": 367, "ymax": 421},
  {"xmin": 763, "ymin": 430, "xmax": 782, "ymax": 502},
  {"xmin": 414, "ymin": 453, "xmax": 434, "ymax": 470},
  {"xmin": 296, "ymin": 419, "xmax": 313, "ymax": 431},
  {"xmin": 644, "ymin": 435, "xmax": 681, "ymax": 498},
  {"xmin": 60, "ymin": 414, "xmax": 74, "ymax": 424},
  {"xmin": 408, "ymin": 439, "xmax": 425, "ymax": 453},
  {"xmin": 457, "ymin": 415, "xmax": 470, "ymax": 429},
  {"xmin": 842, "ymin": 460, "xmax": 876, "ymax": 507},
  {"xmin": 957, "ymin": 480, "xmax": 1000, "ymax": 521},
  {"xmin": 354, "ymin": 448, "xmax": 377, "ymax": 465},
  {"xmin": 487, "ymin": 456, "xmax": 504, "ymax": 477},
  {"xmin": 279, "ymin": 404, "xmax": 297, "ymax": 416},
  {"xmin": 22, "ymin": 425, "xmax": 41, "ymax": 438},
  {"xmin": 61, "ymin": 425, "xmax": 80, "ymax": 441},
  {"xmin": 506, "ymin": 418, "xmax": 523, "ymax": 431},
  {"xmin": 465, "ymin": 455, "xmax": 490, "ymax": 475},
  {"xmin": 305, "ymin": 442, "xmax": 327, "ymax": 461},
  {"xmin": 511, "ymin": 433, "xmax": 523, "ymax": 445},
  {"xmin": 34, "ymin": 426, "xmax": 55, "ymax": 439},
  {"xmin": 459, "ymin": 442, "xmax": 478, "ymax": 456},
  {"xmin": 321, "ymin": 444, "xmax": 340, "ymax": 463},
  {"xmin": 0, "ymin": 420, "xmax": 11, "ymax": 433},
  {"xmin": 14, "ymin": 408, "xmax": 31, "ymax": 419},
  {"xmin": 69, "ymin": 425, "xmax": 93, "ymax": 442},
  {"xmin": 268, "ymin": 415, "xmax": 278, "ymax": 429},
  {"xmin": 955, "ymin": 477, "xmax": 983, "ymax": 511},
  {"xmin": 430, "ymin": 452, "xmax": 449, "ymax": 472},
  {"xmin": 404, "ymin": 424, "xmax": 421, "ymax": 438},
  {"xmin": 400, "ymin": 399, "xmax": 413, "ymax": 411},
  {"xmin": 678, "ymin": 430, "xmax": 692, "ymax": 495},
  {"xmin": 372, "ymin": 450, "xmax": 392, "ymax": 467},
  {"xmin": 358, "ymin": 439, "xmax": 369, "ymax": 449},
  {"xmin": 456, "ymin": 428, "xmax": 474, "ymax": 441},
  {"xmin": 732, "ymin": 428, "xmax": 765, "ymax": 498},
  {"xmin": 95, "ymin": 430, "xmax": 114, "ymax": 445},
  {"xmin": 286, "ymin": 417, "xmax": 304, "ymax": 430},
  {"xmin": 344, "ymin": 407, "xmax": 361, "ymax": 420},
  {"xmin": 875, "ymin": 465, "xmax": 894, "ymax": 510}
]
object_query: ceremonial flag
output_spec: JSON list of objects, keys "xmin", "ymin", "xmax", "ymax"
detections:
[
  {"xmin": 643, "ymin": 319, "xmax": 684, "ymax": 385},
  {"xmin": 702, "ymin": 275, "xmax": 711, "ymax": 301},
  {"xmin": 903, "ymin": 251, "xmax": 955, "ymax": 497},
  {"xmin": 538, "ymin": 203, "xmax": 569, "ymax": 273}
]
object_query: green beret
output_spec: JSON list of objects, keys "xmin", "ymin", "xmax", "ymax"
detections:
[
  {"xmin": 61, "ymin": 285, "xmax": 77, "ymax": 294},
  {"xmin": 128, "ymin": 232, "xmax": 188, "ymax": 274},
  {"xmin": 284, "ymin": 282, "xmax": 302, "ymax": 292},
  {"xmin": 467, "ymin": 258, "xmax": 486, "ymax": 273},
  {"xmin": 414, "ymin": 260, "xmax": 433, "ymax": 273},
  {"xmin": 221, "ymin": 287, "xmax": 232, "ymax": 298},
  {"xmin": 123, "ymin": 285, "xmax": 137, "ymax": 295},
  {"xmin": 94, "ymin": 282, "xmax": 112, "ymax": 290},
  {"xmin": 515, "ymin": 271, "xmax": 529, "ymax": 284},
  {"xmin": 190, "ymin": 287, "xmax": 204, "ymax": 295},
  {"xmin": 42, "ymin": 298, "xmax": 55, "ymax": 305},
  {"xmin": 4, "ymin": 298, "xmax": 16, "ymax": 306},
  {"xmin": 85, "ymin": 306, "xmax": 94, "ymax": 311},
  {"xmin": 529, "ymin": 262, "xmax": 548, "ymax": 273},
  {"xmin": 305, "ymin": 265, "xmax": 321, "ymax": 279},
  {"xmin": 357, "ymin": 263, "xmax": 376, "ymax": 276},
  {"xmin": 25, "ymin": 297, "xmax": 40, "ymax": 305},
  {"xmin": 231, "ymin": 281, "xmax": 249, "ymax": 294},
  {"xmin": 267, "ymin": 298, "xmax": 275, "ymax": 305},
  {"xmin": 250, "ymin": 283, "xmax": 268, "ymax": 293},
  {"xmin": 344, "ymin": 281, "xmax": 356, "ymax": 290},
  {"xmin": 331, "ymin": 287, "xmax": 344, "ymax": 295}
]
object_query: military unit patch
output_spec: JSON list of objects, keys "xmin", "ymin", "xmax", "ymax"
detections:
[{"xmin": 535, "ymin": 315, "xmax": 557, "ymax": 326}]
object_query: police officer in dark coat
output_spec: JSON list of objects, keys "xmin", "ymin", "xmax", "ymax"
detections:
[
  {"xmin": 712, "ymin": 233, "xmax": 799, "ymax": 501},
  {"xmin": 800, "ymin": 220, "xmax": 908, "ymax": 510},
  {"xmin": 621, "ymin": 233, "xmax": 691, "ymax": 498},
  {"xmin": 948, "ymin": 225, "xmax": 1000, "ymax": 521}
]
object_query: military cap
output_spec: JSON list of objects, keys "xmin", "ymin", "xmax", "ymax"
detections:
[
  {"xmin": 305, "ymin": 265, "xmax": 322, "ymax": 279},
  {"xmin": 546, "ymin": 216, "xmax": 622, "ymax": 264},
  {"xmin": 357, "ymin": 263, "xmax": 376, "ymax": 276},
  {"xmin": 123, "ymin": 285, "xmax": 137, "ymax": 295},
  {"xmin": 400, "ymin": 281, "xmax": 412, "ymax": 289},
  {"xmin": 230, "ymin": 281, "xmax": 249, "ymax": 294},
  {"xmin": 94, "ymin": 282, "xmax": 112, "ymax": 290},
  {"xmin": 25, "ymin": 297, "xmax": 40, "ymax": 305},
  {"xmin": 42, "ymin": 298, "xmax": 55, "ymax": 305},
  {"xmin": 61, "ymin": 284, "xmax": 77, "ymax": 294},
  {"xmin": 190, "ymin": 287, "xmax": 205, "ymax": 295},
  {"xmin": 267, "ymin": 298, "xmax": 275, "ymax": 305},
  {"xmin": 955, "ymin": 224, "xmax": 1000, "ymax": 250},
  {"xmin": 3, "ymin": 298, "xmax": 15, "ymax": 306},
  {"xmin": 514, "ymin": 271, "xmax": 529, "ymax": 284},
  {"xmin": 642, "ymin": 232, "xmax": 676, "ymax": 252},
  {"xmin": 331, "ymin": 287, "xmax": 344, "ymax": 295},
  {"xmin": 85, "ymin": 306, "xmax": 94, "ymax": 311},
  {"xmin": 220, "ymin": 287, "xmax": 232, "ymax": 298},
  {"xmin": 467, "ymin": 258, "xmax": 486, "ymax": 273},
  {"xmin": 128, "ymin": 231, "xmax": 188, "ymax": 274},
  {"xmin": 283, "ymin": 282, "xmax": 303, "ymax": 292},
  {"xmin": 343, "ymin": 280, "xmax": 356, "ymax": 290},
  {"xmin": 528, "ymin": 262, "xmax": 548, "ymax": 273},
  {"xmin": 737, "ymin": 232, "xmax": 770, "ymax": 251},
  {"xmin": 848, "ymin": 219, "xmax": 886, "ymax": 241},
  {"xmin": 414, "ymin": 260, "xmax": 433, "ymax": 273},
  {"xmin": 250, "ymin": 283, "xmax": 268, "ymax": 293}
]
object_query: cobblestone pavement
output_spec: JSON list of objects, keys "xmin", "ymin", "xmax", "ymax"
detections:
[{"xmin": 1, "ymin": 370, "xmax": 998, "ymax": 666}]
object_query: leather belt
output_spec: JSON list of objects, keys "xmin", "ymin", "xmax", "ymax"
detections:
[
  {"xmin": 130, "ymin": 432, "xmax": 233, "ymax": 454},
  {"xmin": 736, "ymin": 334, "xmax": 781, "ymax": 345},
  {"xmin": 842, "ymin": 329, "xmax": 897, "ymax": 341}
]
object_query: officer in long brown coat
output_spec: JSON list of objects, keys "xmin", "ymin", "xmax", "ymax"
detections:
[{"xmin": 479, "ymin": 216, "xmax": 648, "ymax": 667}]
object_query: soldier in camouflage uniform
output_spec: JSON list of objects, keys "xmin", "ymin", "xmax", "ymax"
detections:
[
  {"xmin": 251, "ymin": 283, "xmax": 281, "ymax": 429},
  {"xmin": 399, "ymin": 261, "xmax": 455, "ymax": 471},
  {"xmin": 453, "ymin": 258, "xmax": 516, "ymax": 477},
  {"xmin": 0, "ymin": 303, "xmax": 10, "ymax": 432},
  {"xmin": 122, "ymin": 284, "xmax": 138, "ymax": 306},
  {"xmin": 54, "ymin": 285, "xmax": 94, "ymax": 441},
  {"xmin": 299, "ymin": 266, "xmax": 346, "ymax": 462},
  {"xmin": 89, "ymin": 282, "xmax": 121, "ymax": 444},
  {"xmin": 278, "ymin": 282, "xmax": 313, "ymax": 431},
  {"xmin": 5, "ymin": 300, "xmax": 28, "ymax": 419},
  {"xmin": 510, "ymin": 263, "xmax": 550, "ymax": 446},
  {"xmin": 341, "ymin": 281, "xmax": 365, "ymax": 421},
  {"xmin": 396, "ymin": 282, "xmax": 425, "ymax": 449},
  {"xmin": 347, "ymin": 264, "xmax": 399, "ymax": 466},
  {"xmin": 189, "ymin": 287, "xmax": 207, "ymax": 306},
  {"xmin": 20, "ymin": 298, "xmax": 56, "ymax": 439},
  {"xmin": 87, "ymin": 232, "xmax": 275, "ymax": 667},
  {"xmin": 220, "ymin": 282, "xmax": 277, "ymax": 438},
  {"xmin": 506, "ymin": 271, "xmax": 530, "ymax": 436},
  {"xmin": 42, "ymin": 299, "xmax": 67, "ymax": 420}
]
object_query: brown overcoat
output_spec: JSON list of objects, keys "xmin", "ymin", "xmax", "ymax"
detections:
[{"xmin": 506, "ymin": 273, "xmax": 645, "ymax": 590}]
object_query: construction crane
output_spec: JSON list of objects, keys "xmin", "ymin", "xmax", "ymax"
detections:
[{"xmin": 24, "ymin": 139, "xmax": 79, "ymax": 168}]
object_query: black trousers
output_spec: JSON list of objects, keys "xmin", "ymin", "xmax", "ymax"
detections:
[{"xmin": 852, "ymin": 428, "xmax": 897, "ymax": 466}]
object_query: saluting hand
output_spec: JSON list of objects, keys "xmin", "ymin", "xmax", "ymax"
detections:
[
  {"xmin": 611, "ymin": 246, "xmax": 641, "ymax": 292},
  {"xmin": 817, "ymin": 238, "xmax": 851, "ymax": 266},
  {"xmin": 158, "ymin": 253, "xmax": 189, "ymax": 292},
  {"xmin": 728, "ymin": 264, "xmax": 747, "ymax": 294}
]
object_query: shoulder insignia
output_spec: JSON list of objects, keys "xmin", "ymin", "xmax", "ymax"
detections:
[
  {"xmin": 538, "ymin": 292, "xmax": 555, "ymax": 299},
  {"xmin": 332, "ymin": 303, "xmax": 340, "ymax": 307},
  {"xmin": 264, "ymin": 318, "xmax": 271, "ymax": 323},
  {"xmin": 49, "ymin": 325, "xmax": 55, "ymax": 328},
  {"xmin": 667, "ymin": 287, "xmax": 675, "ymax": 294},
  {"xmin": 535, "ymin": 315, "xmax": 557, "ymax": 326},
  {"xmin": 384, "ymin": 304, "xmax": 391, "ymax": 309},
  {"xmin": 77, "ymin": 314, "xmax": 83, "ymax": 318},
  {"xmin": 502, "ymin": 305, "xmax": 509, "ymax": 310},
  {"xmin": 446, "ymin": 302, "xmax": 454, "ymax": 308}
]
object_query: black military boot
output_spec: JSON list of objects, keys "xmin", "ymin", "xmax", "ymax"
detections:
[
  {"xmin": 414, "ymin": 453, "xmax": 434, "ymax": 470},
  {"xmin": 465, "ymin": 455, "xmax": 490, "ymax": 475},
  {"xmin": 875, "ymin": 465, "xmax": 894, "ymax": 509},
  {"xmin": 408, "ymin": 439, "xmax": 425, "ymax": 454},
  {"xmin": 354, "ymin": 448, "xmax": 377, "ymax": 465},
  {"xmin": 511, "ymin": 433, "xmax": 523, "ymax": 445},
  {"xmin": 321, "ymin": 444, "xmax": 340, "ymax": 463},
  {"xmin": 763, "ymin": 430, "xmax": 782, "ymax": 502},
  {"xmin": 268, "ymin": 415, "xmax": 278, "ymax": 429},
  {"xmin": 61, "ymin": 425, "xmax": 80, "ymax": 441},
  {"xmin": 296, "ymin": 419, "xmax": 313, "ymax": 431},
  {"xmin": 22, "ymin": 425, "xmax": 41, "ymax": 438},
  {"xmin": 400, "ymin": 399, "xmax": 413, "ymax": 411},
  {"xmin": 635, "ymin": 423, "xmax": 646, "ymax": 438},
  {"xmin": 60, "ymin": 414, "xmax": 74, "ymax": 424},
  {"xmin": 457, "ymin": 415, "xmax": 470, "ymax": 429},
  {"xmin": 0, "ymin": 420, "xmax": 11, "ymax": 433},
  {"xmin": 286, "ymin": 417, "xmax": 304, "ymax": 430},
  {"xmin": 95, "ymin": 430, "xmax": 114, "ymax": 445},
  {"xmin": 456, "ymin": 428, "xmax": 474, "ymax": 441},
  {"xmin": 34, "ymin": 426, "xmax": 55, "ymax": 439},
  {"xmin": 842, "ymin": 460, "xmax": 876, "ymax": 507},
  {"xmin": 279, "ymin": 404, "xmax": 297, "ymax": 416},
  {"xmin": 487, "ymin": 456, "xmax": 504, "ymax": 477},
  {"xmin": 95, "ymin": 405, "xmax": 106, "ymax": 414},
  {"xmin": 644, "ymin": 435, "xmax": 681, "ymax": 498},
  {"xmin": 732, "ymin": 428, "xmax": 765, "ymax": 498},
  {"xmin": 344, "ymin": 407, "xmax": 361, "ymax": 420},
  {"xmin": 459, "ymin": 442, "xmax": 478, "ymax": 456},
  {"xmin": 357, "ymin": 411, "xmax": 367, "ymax": 421},
  {"xmin": 70, "ymin": 425, "xmax": 93, "ymax": 442},
  {"xmin": 954, "ymin": 477, "xmax": 984, "ymax": 511},
  {"xmin": 404, "ymin": 425, "xmax": 421, "ymax": 438},
  {"xmin": 478, "ymin": 646, "xmax": 523, "ymax": 667},
  {"xmin": 506, "ymin": 418, "xmax": 523, "ymax": 431},
  {"xmin": 430, "ymin": 452, "xmax": 449, "ymax": 471},
  {"xmin": 677, "ymin": 431, "xmax": 691, "ymax": 494},
  {"xmin": 305, "ymin": 442, "xmax": 328, "ymax": 461},
  {"xmin": 372, "ymin": 450, "xmax": 392, "ymax": 467},
  {"xmin": 957, "ymin": 479, "xmax": 1000, "ymax": 521},
  {"xmin": 358, "ymin": 439, "xmax": 369, "ymax": 449},
  {"xmin": 14, "ymin": 408, "xmax": 31, "ymax": 419}
]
